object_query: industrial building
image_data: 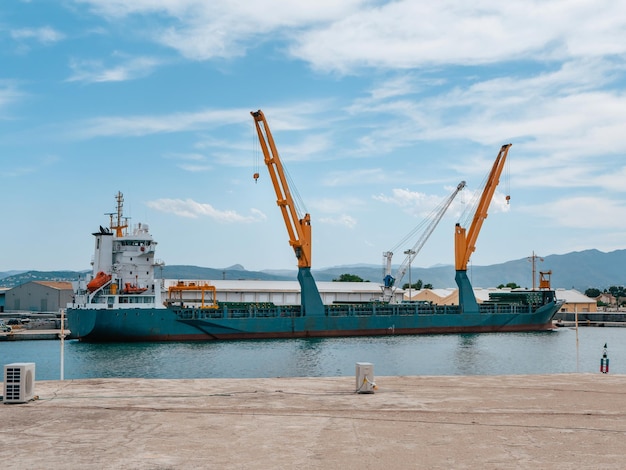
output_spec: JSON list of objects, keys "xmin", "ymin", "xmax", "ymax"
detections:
[
  {"xmin": 163, "ymin": 279, "xmax": 402, "ymax": 305},
  {"xmin": 408, "ymin": 286, "xmax": 596, "ymax": 314},
  {"xmin": 0, "ymin": 287, "xmax": 8, "ymax": 312},
  {"xmin": 4, "ymin": 281, "xmax": 73, "ymax": 313},
  {"xmin": 2, "ymin": 278, "xmax": 593, "ymax": 316}
]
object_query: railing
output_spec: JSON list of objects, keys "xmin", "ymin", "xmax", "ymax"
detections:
[{"xmin": 169, "ymin": 299, "xmax": 551, "ymax": 321}]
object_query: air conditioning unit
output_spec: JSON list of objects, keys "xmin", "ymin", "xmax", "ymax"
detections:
[
  {"xmin": 3, "ymin": 363, "xmax": 36, "ymax": 404},
  {"xmin": 355, "ymin": 362, "xmax": 375, "ymax": 394}
]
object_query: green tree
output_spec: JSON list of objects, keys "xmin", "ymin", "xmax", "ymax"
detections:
[
  {"xmin": 402, "ymin": 279, "xmax": 424, "ymax": 290},
  {"xmin": 608, "ymin": 285, "xmax": 626, "ymax": 298},
  {"xmin": 333, "ymin": 273, "xmax": 366, "ymax": 282},
  {"xmin": 497, "ymin": 282, "xmax": 520, "ymax": 289},
  {"xmin": 584, "ymin": 288, "xmax": 601, "ymax": 298}
]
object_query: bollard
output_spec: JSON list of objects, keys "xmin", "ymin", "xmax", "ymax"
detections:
[{"xmin": 600, "ymin": 343, "xmax": 609, "ymax": 374}]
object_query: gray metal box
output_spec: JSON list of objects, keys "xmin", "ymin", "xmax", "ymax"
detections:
[{"xmin": 355, "ymin": 362, "xmax": 375, "ymax": 393}]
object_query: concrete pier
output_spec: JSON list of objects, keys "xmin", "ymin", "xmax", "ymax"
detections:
[
  {"xmin": 1, "ymin": 374, "xmax": 625, "ymax": 469},
  {"xmin": 0, "ymin": 329, "xmax": 67, "ymax": 341}
]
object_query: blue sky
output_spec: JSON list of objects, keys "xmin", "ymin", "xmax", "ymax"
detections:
[{"xmin": 2, "ymin": 1, "xmax": 626, "ymax": 274}]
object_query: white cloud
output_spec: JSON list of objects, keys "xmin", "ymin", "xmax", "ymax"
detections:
[
  {"xmin": 69, "ymin": 103, "xmax": 331, "ymax": 140},
  {"xmin": 74, "ymin": 0, "xmax": 365, "ymax": 60},
  {"xmin": 322, "ymin": 168, "xmax": 389, "ymax": 187},
  {"xmin": 146, "ymin": 198, "xmax": 265, "ymax": 222},
  {"xmin": 309, "ymin": 197, "xmax": 364, "ymax": 214},
  {"xmin": 290, "ymin": 1, "xmax": 626, "ymax": 72},
  {"xmin": 375, "ymin": 184, "xmax": 474, "ymax": 221},
  {"xmin": 318, "ymin": 214, "xmax": 357, "ymax": 228},
  {"xmin": 74, "ymin": 108, "xmax": 247, "ymax": 138},
  {"xmin": 67, "ymin": 55, "xmax": 163, "ymax": 83},
  {"xmin": 531, "ymin": 196, "xmax": 626, "ymax": 229},
  {"xmin": 71, "ymin": 1, "xmax": 626, "ymax": 75},
  {"xmin": 163, "ymin": 153, "xmax": 212, "ymax": 172},
  {"xmin": 345, "ymin": 58, "xmax": 626, "ymax": 158},
  {"xmin": 0, "ymin": 156, "xmax": 59, "ymax": 178},
  {"xmin": 11, "ymin": 26, "xmax": 65, "ymax": 45},
  {"xmin": 375, "ymin": 188, "xmax": 443, "ymax": 209},
  {"xmin": 0, "ymin": 82, "xmax": 23, "ymax": 114},
  {"xmin": 178, "ymin": 163, "xmax": 212, "ymax": 172}
]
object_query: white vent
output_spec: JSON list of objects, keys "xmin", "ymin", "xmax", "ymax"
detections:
[
  {"xmin": 3, "ymin": 363, "xmax": 35, "ymax": 404},
  {"xmin": 355, "ymin": 362, "xmax": 375, "ymax": 394}
]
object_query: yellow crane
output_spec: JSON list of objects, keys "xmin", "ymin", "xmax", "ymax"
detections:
[
  {"xmin": 251, "ymin": 110, "xmax": 324, "ymax": 316},
  {"xmin": 454, "ymin": 143, "xmax": 511, "ymax": 313},
  {"xmin": 251, "ymin": 110, "xmax": 312, "ymax": 269}
]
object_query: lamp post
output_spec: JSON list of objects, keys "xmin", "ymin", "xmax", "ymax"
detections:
[{"xmin": 404, "ymin": 249, "xmax": 416, "ymax": 302}]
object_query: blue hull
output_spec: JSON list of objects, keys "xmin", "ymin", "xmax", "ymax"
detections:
[{"xmin": 66, "ymin": 299, "xmax": 563, "ymax": 342}]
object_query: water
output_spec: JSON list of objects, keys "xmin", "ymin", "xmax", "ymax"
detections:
[{"xmin": 0, "ymin": 327, "xmax": 621, "ymax": 380}]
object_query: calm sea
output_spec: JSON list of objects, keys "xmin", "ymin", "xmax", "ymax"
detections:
[{"xmin": 0, "ymin": 327, "xmax": 621, "ymax": 381}]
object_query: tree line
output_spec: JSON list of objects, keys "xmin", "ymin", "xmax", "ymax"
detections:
[
  {"xmin": 584, "ymin": 286, "xmax": 626, "ymax": 306},
  {"xmin": 332, "ymin": 273, "xmax": 432, "ymax": 289}
]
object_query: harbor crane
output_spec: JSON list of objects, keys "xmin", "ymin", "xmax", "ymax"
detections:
[
  {"xmin": 250, "ymin": 110, "xmax": 324, "ymax": 316},
  {"xmin": 381, "ymin": 181, "xmax": 466, "ymax": 302},
  {"xmin": 454, "ymin": 143, "xmax": 511, "ymax": 313}
]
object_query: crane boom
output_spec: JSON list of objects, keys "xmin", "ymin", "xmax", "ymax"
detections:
[
  {"xmin": 454, "ymin": 143, "xmax": 511, "ymax": 314},
  {"xmin": 454, "ymin": 143, "xmax": 511, "ymax": 271},
  {"xmin": 382, "ymin": 181, "xmax": 466, "ymax": 301},
  {"xmin": 251, "ymin": 110, "xmax": 324, "ymax": 317},
  {"xmin": 251, "ymin": 110, "xmax": 312, "ymax": 269}
]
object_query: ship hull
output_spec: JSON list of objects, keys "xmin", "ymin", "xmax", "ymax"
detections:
[{"xmin": 66, "ymin": 301, "xmax": 562, "ymax": 342}]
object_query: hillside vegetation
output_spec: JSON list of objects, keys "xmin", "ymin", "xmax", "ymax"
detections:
[{"xmin": 2, "ymin": 248, "xmax": 626, "ymax": 291}]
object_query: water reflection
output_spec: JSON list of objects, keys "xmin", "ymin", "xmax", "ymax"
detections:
[{"xmin": 454, "ymin": 334, "xmax": 482, "ymax": 375}]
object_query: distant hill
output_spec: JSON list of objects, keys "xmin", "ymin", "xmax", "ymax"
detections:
[
  {"xmin": 2, "ymin": 249, "xmax": 626, "ymax": 291},
  {"xmin": 0, "ymin": 270, "xmax": 88, "ymax": 288},
  {"xmin": 160, "ymin": 265, "xmax": 289, "ymax": 281},
  {"xmin": 311, "ymin": 249, "xmax": 626, "ymax": 291},
  {"xmin": 0, "ymin": 270, "xmax": 25, "ymax": 280},
  {"xmin": 0, "ymin": 265, "xmax": 291, "ymax": 288}
]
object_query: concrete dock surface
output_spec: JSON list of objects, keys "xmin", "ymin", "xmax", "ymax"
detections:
[
  {"xmin": 2, "ymin": 373, "xmax": 625, "ymax": 469},
  {"xmin": 0, "ymin": 329, "xmax": 66, "ymax": 341}
]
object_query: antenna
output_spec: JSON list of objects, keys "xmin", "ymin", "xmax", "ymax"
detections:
[
  {"xmin": 527, "ymin": 251, "xmax": 544, "ymax": 290},
  {"xmin": 110, "ymin": 191, "xmax": 128, "ymax": 237}
]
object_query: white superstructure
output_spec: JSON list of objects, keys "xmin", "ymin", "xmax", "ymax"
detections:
[{"xmin": 70, "ymin": 192, "xmax": 164, "ymax": 310}]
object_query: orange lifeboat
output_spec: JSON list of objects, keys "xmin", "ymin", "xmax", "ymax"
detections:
[
  {"xmin": 87, "ymin": 271, "xmax": 112, "ymax": 292},
  {"xmin": 123, "ymin": 283, "xmax": 148, "ymax": 294}
]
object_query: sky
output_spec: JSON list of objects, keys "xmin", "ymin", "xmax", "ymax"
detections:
[{"xmin": 2, "ymin": 1, "xmax": 626, "ymax": 275}]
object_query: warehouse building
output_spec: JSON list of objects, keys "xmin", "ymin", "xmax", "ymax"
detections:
[
  {"xmin": 162, "ymin": 279, "xmax": 401, "ymax": 305},
  {"xmin": 4, "ymin": 281, "xmax": 73, "ymax": 313},
  {"xmin": 408, "ymin": 286, "xmax": 596, "ymax": 313}
]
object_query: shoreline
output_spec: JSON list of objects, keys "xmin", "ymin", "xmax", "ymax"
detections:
[{"xmin": 0, "ymin": 329, "xmax": 68, "ymax": 341}]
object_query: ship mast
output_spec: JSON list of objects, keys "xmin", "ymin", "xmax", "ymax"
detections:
[{"xmin": 109, "ymin": 191, "xmax": 128, "ymax": 237}]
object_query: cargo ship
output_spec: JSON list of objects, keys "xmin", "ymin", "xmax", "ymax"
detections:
[{"xmin": 65, "ymin": 112, "xmax": 564, "ymax": 342}]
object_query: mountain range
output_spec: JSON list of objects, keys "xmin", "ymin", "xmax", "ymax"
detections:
[{"xmin": 1, "ymin": 248, "xmax": 625, "ymax": 292}]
